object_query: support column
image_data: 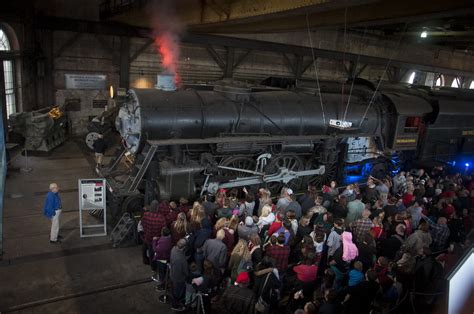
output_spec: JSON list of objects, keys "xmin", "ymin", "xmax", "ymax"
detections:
[
  {"xmin": 224, "ymin": 47, "xmax": 234, "ymax": 78},
  {"xmin": 119, "ymin": 36, "xmax": 130, "ymax": 89},
  {"xmin": 0, "ymin": 62, "xmax": 5, "ymax": 259},
  {"xmin": 44, "ymin": 30, "xmax": 54, "ymax": 107}
]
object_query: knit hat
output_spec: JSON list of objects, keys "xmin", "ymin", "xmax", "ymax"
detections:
[
  {"xmin": 245, "ymin": 216, "xmax": 254, "ymax": 226},
  {"xmin": 342, "ymin": 232, "xmax": 359, "ymax": 262},
  {"xmin": 235, "ymin": 271, "xmax": 250, "ymax": 284}
]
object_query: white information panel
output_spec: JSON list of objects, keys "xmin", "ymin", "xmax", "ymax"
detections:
[{"xmin": 78, "ymin": 178, "xmax": 107, "ymax": 237}]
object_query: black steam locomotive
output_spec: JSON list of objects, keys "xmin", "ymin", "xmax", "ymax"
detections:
[{"xmin": 107, "ymin": 79, "xmax": 474, "ymax": 215}]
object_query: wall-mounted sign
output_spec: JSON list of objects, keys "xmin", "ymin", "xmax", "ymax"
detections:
[{"xmin": 65, "ymin": 74, "xmax": 106, "ymax": 89}]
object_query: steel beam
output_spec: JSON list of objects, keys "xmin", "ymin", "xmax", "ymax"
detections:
[
  {"xmin": 34, "ymin": 17, "xmax": 474, "ymax": 77},
  {"xmin": 233, "ymin": 49, "xmax": 251, "ymax": 69},
  {"xmin": 282, "ymin": 53, "xmax": 296, "ymax": 74},
  {"xmin": 187, "ymin": 1, "xmax": 474, "ymax": 33},
  {"xmin": 129, "ymin": 38, "xmax": 154, "ymax": 63},
  {"xmin": 183, "ymin": 34, "xmax": 474, "ymax": 77},
  {"xmin": 300, "ymin": 58, "xmax": 317, "ymax": 77},
  {"xmin": 206, "ymin": 45, "xmax": 226, "ymax": 69}
]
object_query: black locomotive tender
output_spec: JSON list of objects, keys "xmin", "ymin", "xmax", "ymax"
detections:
[{"xmin": 104, "ymin": 79, "xmax": 474, "ymax": 217}]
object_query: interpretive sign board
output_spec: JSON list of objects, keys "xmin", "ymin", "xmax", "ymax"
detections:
[{"xmin": 78, "ymin": 178, "xmax": 107, "ymax": 237}]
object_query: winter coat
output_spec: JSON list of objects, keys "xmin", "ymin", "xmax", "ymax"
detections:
[
  {"xmin": 152, "ymin": 235, "xmax": 172, "ymax": 261},
  {"xmin": 170, "ymin": 246, "xmax": 188, "ymax": 283}
]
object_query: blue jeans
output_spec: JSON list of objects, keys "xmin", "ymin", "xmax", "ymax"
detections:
[{"xmin": 156, "ymin": 261, "xmax": 168, "ymax": 283}]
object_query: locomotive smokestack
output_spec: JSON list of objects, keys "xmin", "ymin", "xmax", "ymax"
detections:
[
  {"xmin": 149, "ymin": 0, "xmax": 184, "ymax": 87},
  {"xmin": 156, "ymin": 72, "xmax": 176, "ymax": 91}
]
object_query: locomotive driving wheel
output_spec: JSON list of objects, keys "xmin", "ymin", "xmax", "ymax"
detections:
[
  {"xmin": 219, "ymin": 156, "xmax": 257, "ymax": 178},
  {"xmin": 306, "ymin": 162, "xmax": 337, "ymax": 188},
  {"xmin": 265, "ymin": 155, "xmax": 304, "ymax": 194},
  {"xmin": 121, "ymin": 194, "xmax": 145, "ymax": 218},
  {"xmin": 85, "ymin": 132, "xmax": 100, "ymax": 150}
]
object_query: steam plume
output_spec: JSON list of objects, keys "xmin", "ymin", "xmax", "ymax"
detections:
[{"xmin": 149, "ymin": 0, "xmax": 184, "ymax": 86}]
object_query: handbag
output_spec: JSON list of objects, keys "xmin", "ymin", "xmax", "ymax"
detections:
[{"xmin": 255, "ymin": 273, "xmax": 271, "ymax": 313}]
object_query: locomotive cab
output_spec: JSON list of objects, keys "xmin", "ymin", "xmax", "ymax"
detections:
[{"xmin": 383, "ymin": 92, "xmax": 433, "ymax": 151}]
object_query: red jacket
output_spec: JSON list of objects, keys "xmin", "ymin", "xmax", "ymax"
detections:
[
  {"xmin": 268, "ymin": 221, "xmax": 283, "ymax": 236},
  {"xmin": 402, "ymin": 193, "xmax": 415, "ymax": 207},
  {"xmin": 293, "ymin": 264, "xmax": 318, "ymax": 282}
]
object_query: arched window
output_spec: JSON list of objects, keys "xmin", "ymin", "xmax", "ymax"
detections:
[
  {"xmin": 451, "ymin": 78, "xmax": 459, "ymax": 88},
  {"xmin": 0, "ymin": 29, "xmax": 16, "ymax": 118},
  {"xmin": 435, "ymin": 75, "xmax": 444, "ymax": 87},
  {"xmin": 407, "ymin": 71, "xmax": 416, "ymax": 84}
]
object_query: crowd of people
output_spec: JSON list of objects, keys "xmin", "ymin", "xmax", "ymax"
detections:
[{"xmin": 138, "ymin": 166, "xmax": 474, "ymax": 313}]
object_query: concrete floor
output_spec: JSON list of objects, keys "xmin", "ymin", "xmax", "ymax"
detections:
[{"xmin": 0, "ymin": 140, "xmax": 173, "ymax": 314}]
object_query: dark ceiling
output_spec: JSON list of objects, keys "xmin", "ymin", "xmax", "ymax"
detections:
[
  {"xmin": 351, "ymin": 15, "xmax": 474, "ymax": 51},
  {"xmin": 97, "ymin": 0, "xmax": 474, "ymax": 51}
]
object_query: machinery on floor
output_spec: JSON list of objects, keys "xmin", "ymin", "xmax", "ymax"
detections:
[{"xmin": 9, "ymin": 106, "xmax": 67, "ymax": 153}]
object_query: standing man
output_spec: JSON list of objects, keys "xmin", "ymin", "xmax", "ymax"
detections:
[
  {"xmin": 43, "ymin": 183, "xmax": 62, "ymax": 244},
  {"xmin": 93, "ymin": 133, "xmax": 107, "ymax": 171},
  {"xmin": 220, "ymin": 272, "xmax": 256, "ymax": 314},
  {"xmin": 170, "ymin": 238, "xmax": 189, "ymax": 312}
]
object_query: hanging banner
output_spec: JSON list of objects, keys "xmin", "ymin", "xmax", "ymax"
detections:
[{"xmin": 65, "ymin": 74, "xmax": 106, "ymax": 89}]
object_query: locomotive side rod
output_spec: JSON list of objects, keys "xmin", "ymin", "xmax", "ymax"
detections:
[
  {"xmin": 217, "ymin": 165, "xmax": 265, "ymax": 176},
  {"xmin": 203, "ymin": 165, "xmax": 326, "ymax": 194}
]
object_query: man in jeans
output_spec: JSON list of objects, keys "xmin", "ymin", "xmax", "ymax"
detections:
[
  {"xmin": 92, "ymin": 133, "xmax": 107, "ymax": 171},
  {"xmin": 43, "ymin": 183, "xmax": 62, "ymax": 243},
  {"xmin": 170, "ymin": 238, "xmax": 189, "ymax": 311}
]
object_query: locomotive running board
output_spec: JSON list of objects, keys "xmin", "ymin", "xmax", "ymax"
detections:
[{"xmin": 202, "ymin": 165, "xmax": 325, "ymax": 195}]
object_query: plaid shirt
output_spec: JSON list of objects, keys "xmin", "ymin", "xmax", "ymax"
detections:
[
  {"xmin": 141, "ymin": 211, "xmax": 166, "ymax": 244},
  {"xmin": 265, "ymin": 244, "xmax": 290, "ymax": 273},
  {"xmin": 426, "ymin": 219, "xmax": 450, "ymax": 250},
  {"xmin": 350, "ymin": 218, "xmax": 374, "ymax": 241}
]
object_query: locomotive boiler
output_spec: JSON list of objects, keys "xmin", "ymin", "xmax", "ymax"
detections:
[{"xmin": 105, "ymin": 79, "xmax": 474, "ymax": 216}]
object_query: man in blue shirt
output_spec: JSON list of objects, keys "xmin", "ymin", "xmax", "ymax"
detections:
[{"xmin": 43, "ymin": 183, "xmax": 62, "ymax": 243}]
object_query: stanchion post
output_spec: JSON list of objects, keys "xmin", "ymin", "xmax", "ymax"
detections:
[{"xmin": 20, "ymin": 148, "xmax": 32, "ymax": 173}]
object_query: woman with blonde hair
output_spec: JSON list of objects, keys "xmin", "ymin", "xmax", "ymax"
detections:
[
  {"xmin": 257, "ymin": 204, "xmax": 275, "ymax": 231},
  {"xmin": 214, "ymin": 217, "xmax": 229, "ymax": 232},
  {"xmin": 228, "ymin": 239, "xmax": 252, "ymax": 282},
  {"xmin": 188, "ymin": 201, "xmax": 201, "ymax": 219},
  {"xmin": 257, "ymin": 188, "xmax": 272, "ymax": 216},
  {"xmin": 171, "ymin": 212, "xmax": 189, "ymax": 245},
  {"xmin": 214, "ymin": 217, "xmax": 235, "ymax": 256},
  {"xmin": 228, "ymin": 215, "xmax": 240, "ymax": 233},
  {"xmin": 189, "ymin": 202, "xmax": 206, "ymax": 231}
]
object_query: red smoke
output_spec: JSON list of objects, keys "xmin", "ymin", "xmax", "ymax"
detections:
[
  {"xmin": 150, "ymin": 0, "xmax": 184, "ymax": 88},
  {"xmin": 154, "ymin": 34, "xmax": 181, "ymax": 86}
]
